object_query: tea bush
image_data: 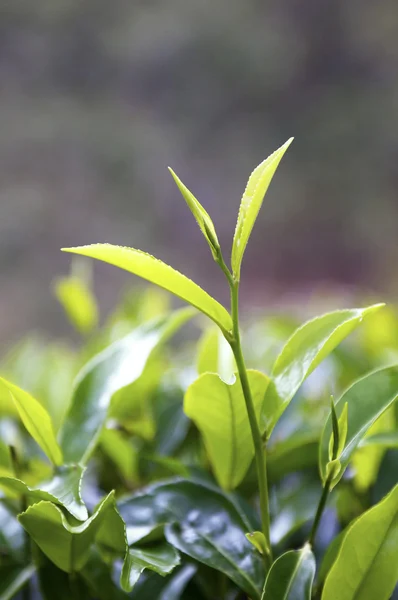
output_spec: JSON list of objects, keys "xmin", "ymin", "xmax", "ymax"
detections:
[{"xmin": 1, "ymin": 140, "xmax": 398, "ymax": 599}]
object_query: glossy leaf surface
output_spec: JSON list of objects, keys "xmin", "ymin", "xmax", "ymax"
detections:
[
  {"xmin": 320, "ymin": 365, "xmax": 398, "ymax": 485},
  {"xmin": 262, "ymin": 305, "xmax": 384, "ymax": 435},
  {"xmin": 185, "ymin": 370, "xmax": 269, "ymax": 489},
  {"xmin": 0, "ymin": 464, "xmax": 87, "ymax": 521},
  {"xmin": 168, "ymin": 168, "xmax": 220, "ymax": 259},
  {"xmin": 0, "ymin": 376, "xmax": 62, "ymax": 465},
  {"xmin": 62, "ymin": 244, "xmax": 232, "ymax": 333},
  {"xmin": 231, "ymin": 138, "xmax": 293, "ymax": 280},
  {"xmin": 322, "ymin": 484, "xmax": 398, "ymax": 600},
  {"xmin": 121, "ymin": 543, "xmax": 180, "ymax": 592},
  {"xmin": 261, "ymin": 544, "xmax": 315, "ymax": 600},
  {"xmin": 118, "ymin": 479, "xmax": 264, "ymax": 599},
  {"xmin": 60, "ymin": 309, "xmax": 193, "ymax": 463},
  {"xmin": 18, "ymin": 491, "xmax": 116, "ymax": 572}
]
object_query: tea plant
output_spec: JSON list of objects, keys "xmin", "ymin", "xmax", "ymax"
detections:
[{"xmin": 1, "ymin": 139, "xmax": 398, "ymax": 599}]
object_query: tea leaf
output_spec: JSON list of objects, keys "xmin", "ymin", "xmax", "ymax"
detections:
[
  {"xmin": 60, "ymin": 309, "xmax": 193, "ymax": 464},
  {"xmin": 62, "ymin": 245, "xmax": 232, "ymax": 333},
  {"xmin": 118, "ymin": 479, "xmax": 264, "ymax": 599},
  {"xmin": 0, "ymin": 377, "xmax": 62, "ymax": 465},
  {"xmin": 121, "ymin": 543, "xmax": 180, "ymax": 592},
  {"xmin": 231, "ymin": 138, "xmax": 293, "ymax": 280},
  {"xmin": 319, "ymin": 365, "xmax": 398, "ymax": 487},
  {"xmin": 168, "ymin": 168, "xmax": 220, "ymax": 259},
  {"xmin": 261, "ymin": 304, "xmax": 384, "ymax": 435},
  {"xmin": 0, "ymin": 464, "xmax": 88, "ymax": 521},
  {"xmin": 197, "ymin": 327, "xmax": 235, "ymax": 382},
  {"xmin": 53, "ymin": 273, "xmax": 98, "ymax": 335},
  {"xmin": 261, "ymin": 544, "xmax": 315, "ymax": 600},
  {"xmin": 18, "ymin": 491, "xmax": 117, "ymax": 573},
  {"xmin": 184, "ymin": 370, "xmax": 269, "ymax": 489},
  {"xmin": 322, "ymin": 484, "xmax": 398, "ymax": 600}
]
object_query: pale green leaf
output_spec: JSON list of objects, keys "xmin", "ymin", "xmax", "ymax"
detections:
[
  {"xmin": 62, "ymin": 244, "xmax": 232, "ymax": 333},
  {"xmin": 261, "ymin": 304, "xmax": 384, "ymax": 436},
  {"xmin": 18, "ymin": 491, "xmax": 117, "ymax": 572},
  {"xmin": 319, "ymin": 365, "xmax": 398, "ymax": 487},
  {"xmin": 246, "ymin": 531, "xmax": 270, "ymax": 557},
  {"xmin": 197, "ymin": 327, "xmax": 235, "ymax": 382},
  {"xmin": 184, "ymin": 369, "xmax": 270, "ymax": 489},
  {"xmin": 261, "ymin": 544, "xmax": 315, "ymax": 600},
  {"xmin": 53, "ymin": 274, "xmax": 98, "ymax": 335},
  {"xmin": 0, "ymin": 377, "xmax": 62, "ymax": 465},
  {"xmin": 231, "ymin": 138, "xmax": 293, "ymax": 280},
  {"xmin": 168, "ymin": 168, "xmax": 220, "ymax": 259},
  {"xmin": 121, "ymin": 543, "xmax": 180, "ymax": 592},
  {"xmin": 322, "ymin": 484, "xmax": 398, "ymax": 600}
]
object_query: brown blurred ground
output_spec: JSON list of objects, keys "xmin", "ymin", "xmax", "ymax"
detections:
[{"xmin": 1, "ymin": 0, "xmax": 398, "ymax": 344}]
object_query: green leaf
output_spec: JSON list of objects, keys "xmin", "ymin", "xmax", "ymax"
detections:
[
  {"xmin": 38, "ymin": 559, "xmax": 92, "ymax": 600},
  {"xmin": 18, "ymin": 491, "xmax": 117, "ymax": 572},
  {"xmin": 121, "ymin": 543, "xmax": 180, "ymax": 592},
  {"xmin": 168, "ymin": 168, "xmax": 220, "ymax": 259},
  {"xmin": 317, "ymin": 529, "xmax": 347, "ymax": 588},
  {"xmin": 184, "ymin": 370, "xmax": 270, "ymax": 489},
  {"xmin": 329, "ymin": 400, "xmax": 348, "ymax": 461},
  {"xmin": 360, "ymin": 430, "xmax": 398, "ymax": 448},
  {"xmin": 101, "ymin": 428, "xmax": 139, "ymax": 482},
  {"xmin": 261, "ymin": 305, "xmax": 384, "ymax": 435},
  {"xmin": 81, "ymin": 548, "xmax": 130, "ymax": 600},
  {"xmin": 322, "ymin": 484, "xmax": 398, "ymax": 600},
  {"xmin": 0, "ymin": 464, "xmax": 87, "ymax": 521},
  {"xmin": 0, "ymin": 377, "xmax": 63, "ymax": 465},
  {"xmin": 118, "ymin": 479, "xmax": 264, "ymax": 599},
  {"xmin": 158, "ymin": 564, "xmax": 197, "ymax": 600},
  {"xmin": 267, "ymin": 433, "xmax": 318, "ymax": 483},
  {"xmin": 62, "ymin": 244, "xmax": 232, "ymax": 333},
  {"xmin": 246, "ymin": 531, "xmax": 270, "ymax": 557},
  {"xmin": 231, "ymin": 138, "xmax": 293, "ymax": 280},
  {"xmin": 53, "ymin": 270, "xmax": 98, "ymax": 335},
  {"xmin": 270, "ymin": 481, "xmax": 320, "ymax": 546},
  {"xmin": 60, "ymin": 309, "xmax": 193, "ymax": 464},
  {"xmin": 197, "ymin": 327, "xmax": 235, "ymax": 382},
  {"xmin": 261, "ymin": 544, "xmax": 315, "ymax": 600},
  {"xmin": 319, "ymin": 365, "xmax": 398, "ymax": 486},
  {"xmin": 0, "ymin": 565, "xmax": 35, "ymax": 600}
]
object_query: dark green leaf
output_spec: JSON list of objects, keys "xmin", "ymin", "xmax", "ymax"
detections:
[
  {"xmin": 261, "ymin": 544, "xmax": 315, "ymax": 600},
  {"xmin": 158, "ymin": 564, "xmax": 197, "ymax": 600},
  {"xmin": 261, "ymin": 305, "xmax": 383, "ymax": 435},
  {"xmin": 0, "ymin": 565, "xmax": 35, "ymax": 600},
  {"xmin": 322, "ymin": 484, "xmax": 398, "ymax": 600},
  {"xmin": 0, "ymin": 503, "xmax": 25, "ymax": 563},
  {"xmin": 60, "ymin": 309, "xmax": 193, "ymax": 464},
  {"xmin": 0, "ymin": 464, "xmax": 87, "ymax": 521},
  {"xmin": 118, "ymin": 479, "xmax": 264, "ymax": 599},
  {"xmin": 319, "ymin": 366, "xmax": 398, "ymax": 486},
  {"xmin": 267, "ymin": 433, "xmax": 318, "ymax": 483}
]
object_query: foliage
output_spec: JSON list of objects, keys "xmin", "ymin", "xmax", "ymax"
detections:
[{"xmin": 2, "ymin": 142, "xmax": 398, "ymax": 599}]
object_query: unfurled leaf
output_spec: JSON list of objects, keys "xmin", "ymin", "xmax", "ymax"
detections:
[
  {"xmin": 18, "ymin": 491, "xmax": 116, "ymax": 572},
  {"xmin": 53, "ymin": 270, "xmax": 98, "ymax": 335},
  {"xmin": 121, "ymin": 543, "xmax": 180, "ymax": 592},
  {"xmin": 0, "ymin": 377, "xmax": 62, "ymax": 465},
  {"xmin": 0, "ymin": 464, "xmax": 87, "ymax": 521},
  {"xmin": 261, "ymin": 544, "xmax": 315, "ymax": 600},
  {"xmin": 319, "ymin": 365, "xmax": 398, "ymax": 486},
  {"xmin": 197, "ymin": 327, "xmax": 235, "ymax": 382},
  {"xmin": 322, "ymin": 484, "xmax": 398, "ymax": 600},
  {"xmin": 231, "ymin": 138, "xmax": 293, "ymax": 280},
  {"xmin": 118, "ymin": 479, "xmax": 264, "ymax": 599},
  {"xmin": 60, "ymin": 309, "xmax": 193, "ymax": 464},
  {"xmin": 184, "ymin": 370, "xmax": 270, "ymax": 489},
  {"xmin": 168, "ymin": 168, "xmax": 220, "ymax": 259},
  {"xmin": 62, "ymin": 245, "xmax": 232, "ymax": 333},
  {"xmin": 0, "ymin": 565, "xmax": 35, "ymax": 600},
  {"xmin": 261, "ymin": 305, "xmax": 384, "ymax": 435}
]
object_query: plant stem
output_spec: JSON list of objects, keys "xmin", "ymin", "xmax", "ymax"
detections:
[
  {"xmin": 225, "ymin": 274, "xmax": 272, "ymax": 564},
  {"xmin": 309, "ymin": 475, "xmax": 332, "ymax": 547}
]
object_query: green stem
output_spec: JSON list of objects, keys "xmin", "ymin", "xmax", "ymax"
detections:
[
  {"xmin": 309, "ymin": 475, "xmax": 332, "ymax": 547},
  {"xmin": 227, "ymin": 276, "xmax": 272, "ymax": 564}
]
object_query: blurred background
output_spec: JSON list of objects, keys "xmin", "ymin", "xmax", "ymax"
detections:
[{"xmin": 1, "ymin": 0, "xmax": 397, "ymax": 346}]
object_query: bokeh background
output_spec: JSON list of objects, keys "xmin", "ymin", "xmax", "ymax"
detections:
[{"xmin": 1, "ymin": 0, "xmax": 398, "ymax": 346}]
